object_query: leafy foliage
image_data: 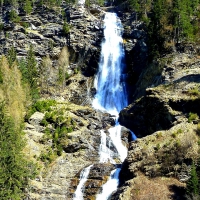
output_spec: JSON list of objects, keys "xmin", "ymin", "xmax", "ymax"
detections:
[{"xmin": 188, "ymin": 112, "xmax": 199, "ymax": 123}]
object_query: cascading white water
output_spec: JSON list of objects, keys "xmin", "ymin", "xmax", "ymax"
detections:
[
  {"xmin": 73, "ymin": 12, "xmax": 132, "ymax": 200},
  {"xmin": 99, "ymin": 130, "xmax": 115, "ymax": 163},
  {"xmin": 93, "ymin": 12, "xmax": 128, "ymax": 116},
  {"xmin": 73, "ymin": 165, "xmax": 93, "ymax": 200},
  {"xmin": 78, "ymin": 0, "xmax": 85, "ymax": 6},
  {"xmin": 96, "ymin": 168, "xmax": 121, "ymax": 200},
  {"xmin": 92, "ymin": 12, "xmax": 129, "ymax": 199}
]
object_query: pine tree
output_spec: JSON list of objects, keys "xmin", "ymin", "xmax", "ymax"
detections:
[
  {"xmin": 24, "ymin": 0, "xmax": 33, "ymax": 15},
  {"xmin": 18, "ymin": 45, "xmax": 39, "ymax": 100},
  {"xmin": 0, "ymin": 102, "xmax": 36, "ymax": 199},
  {"xmin": 187, "ymin": 162, "xmax": 199, "ymax": 197}
]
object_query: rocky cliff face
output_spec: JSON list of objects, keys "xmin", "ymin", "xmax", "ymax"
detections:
[
  {"xmin": 24, "ymin": 101, "xmax": 130, "ymax": 199},
  {"xmin": 119, "ymin": 52, "xmax": 200, "ymax": 137},
  {"xmin": 0, "ymin": 3, "xmax": 104, "ymax": 102},
  {"xmin": 117, "ymin": 49, "xmax": 200, "ymax": 198}
]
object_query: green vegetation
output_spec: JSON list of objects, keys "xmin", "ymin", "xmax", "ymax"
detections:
[
  {"xmin": 187, "ymin": 87, "xmax": 200, "ymax": 96},
  {"xmin": 0, "ymin": 102, "xmax": 36, "ymax": 199},
  {"xmin": 25, "ymin": 99, "xmax": 56, "ymax": 120},
  {"xmin": 196, "ymin": 123, "xmax": 200, "ymax": 136},
  {"xmin": 115, "ymin": 0, "xmax": 200, "ymax": 59},
  {"xmin": 63, "ymin": 21, "xmax": 71, "ymax": 35},
  {"xmin": 7, "ymin": 46, "xmax": 17, "ymax": 67},
  {"xmin": 24, "ymin": 0, "xmax": 33, "ymax": 15},
  {"xmin": 9, "ymin": 9, "xmax": 21, "ymax": 23},
  {"xmin": 0, "ymin": 23, "xmax": 4, "ymax": 31},
  {"xmin": 188, "ymin": 112, "xmax": 199, "ymax": 123},
  {"xmin": 57, "ymin": 46, "xmax": 70, "ymax": 89},
  {"xmin": 172, "ymin": 129, "xmax": 183, "ymax": 138},
  {"xmin": 186, "ymin": 162, "xmax": 200, "ymax": 199},
  {"xmin": 31, "ymin": 102, "xmax": 77, "ymax": 160},
  {"xmin": 18, "ymin": 45, "xmax": 39, "ymax": 100}
]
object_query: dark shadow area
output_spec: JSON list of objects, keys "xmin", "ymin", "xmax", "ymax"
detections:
[
  {"xmin": 169, "ymin": 185, "xmax": 187, "ymax": 200},
  {"xmin": 169, "ymin": 98, "xmax": 200, "ymax": 117},
  {"xmin": 173, "ymin": 74, "xmax": 200, "ymax": 84}
]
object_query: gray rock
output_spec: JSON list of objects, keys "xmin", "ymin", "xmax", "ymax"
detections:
[{"xmin": 14, "ymin": 32, "xmax": 26, "ymax": 40}]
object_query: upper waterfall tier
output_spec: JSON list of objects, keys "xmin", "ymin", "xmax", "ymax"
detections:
[{"xmin": 93, "ymin": 12, "xmax": 128, "ymax": 115}]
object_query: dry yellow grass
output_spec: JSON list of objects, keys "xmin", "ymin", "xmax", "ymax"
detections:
[{"xmin": 128, "ymin": 174, "xmax": 186, "ymax": 200}]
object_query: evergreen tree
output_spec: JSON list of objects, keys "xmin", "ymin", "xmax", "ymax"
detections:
[
  {"xmin": 187, "ymin": 162, "xmax": 199, "ymax": 197},
  {"xmin": 24, "ymin": 0, "xmax": 33, "ymax": 15},
  {"xmin": 0, "ymin": 102, "xmax": 36, "ymax": 199},
  {"xmin": 19, "ymin": 45, "xmax": 39, "ymax": 100}
]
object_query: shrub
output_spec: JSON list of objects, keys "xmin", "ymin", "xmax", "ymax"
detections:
[
  {"xmin": 188, "ymin": 87, "xmax": 200, "ymax": 96},
  {"xmin": 63, "ymin": 21, "xmax": 71, "ymax": 35},
  {"xmin": 9, "ymin": 9, "xmax": 21, "ymax": 23},
  {"xmin": 172, "ymin": 132, "xmax": 178, "ymax": 138},
  {"xmin": 188, "ymin": 112, "xmax": 199, "ymax": 123},
  {"xmin": 33, "ymin": 100, "xmax": 56, "ymax": 113},
  {"xmin": 21, "ymin": 22, "xmax": 29, "ymax": 28}
]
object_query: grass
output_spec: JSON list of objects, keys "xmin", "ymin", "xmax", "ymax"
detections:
[{"xmin": 187, "ymin": 87, "xmax": 200, "ymax": 96}]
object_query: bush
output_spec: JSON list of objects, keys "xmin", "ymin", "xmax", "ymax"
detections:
[
  {"xmin": 63, "ymin": 21, "xmax": 71, "ymax": 35},
  {"xmin": 188, "ymin": 112, "xmax": 199, "ymax": 123},
  {"xmin": 21, "ymin": 22, "xmax": 29, "ymax": 28},
  {"xmin": 9, "ymin": 10, "xmax": 21, "ymax": 23},
  {"xmin": 25, "ymin": 100, "xmax": 56, "ymax": 121},
  {"xmin": 188, "ymin": 87, "xmax": 200, "ymax": 96},
  {"xmin": 33, "ymin": 100, "xmax": 56, "ymax": 113}
]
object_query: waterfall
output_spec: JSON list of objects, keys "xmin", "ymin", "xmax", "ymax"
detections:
[
  {"xmin": 96, "ymin": 168, "xmax": 121, "ymax": 200},
  {"xmin": 78, "ymin": 0, "xmax": 85, "ymax": 6},
  {"xmin": 92, "ymin": 12, "xmax": 128, "ymax": 116},
  {"xmin": 92, "ymin": 12, "xmax": 128, "ymax": 199},
  {"xmin": 73, "ymin": 165, "xmax": 93, "ymax": 200},
  {"xmin": 73, "ymin": 12, "xmax": 130, "ymax": 200},
  {"xmin": 99, "ymin": 130, "xmax": 115, "ymax": 164}
]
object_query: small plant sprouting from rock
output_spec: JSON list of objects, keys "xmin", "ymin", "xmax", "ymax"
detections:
[
  {"xmin": 63, "ymin": 21, "xmax": 71, "ymax": 35},
  {"xmin": 30, "ymin": 102, "xmax": 77, "ymax": 160},
  {"xmin": 187, "ymin": 87, "xmax": 200, "ymax": 97},
  {"xmin": 9, "ymin": 9, "xmax": 21, "ymax": 23},
  {"xmin": 0, "ymin": 23, "xmax": 4, "ymax": 31},
  {"xmin": 157, "ymin": 132, "xmax": 162, "ymax": 138},
  {"xmin": 172, "ymin": 129, "xmax": 183, "ymax": 138},
  {"xmin": 7, "ymin": 46, "xmax": 17, "ymax": 67},
  {"xmin": 188, "ymin": 112, "xmax": 199, "ymax": 123}
]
